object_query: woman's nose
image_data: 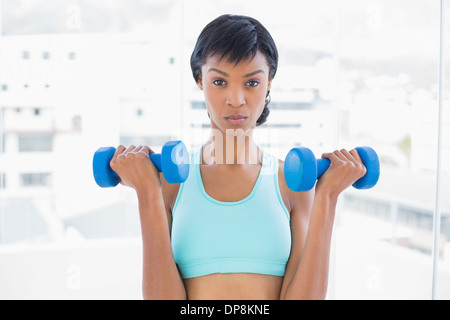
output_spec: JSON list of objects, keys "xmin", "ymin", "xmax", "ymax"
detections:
[{"xmin": 226, "ymin": 89, "xmax": 245, "ymax": 107}]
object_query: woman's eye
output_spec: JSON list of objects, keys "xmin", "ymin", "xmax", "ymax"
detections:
[
  {"xmin": 246, "ymin": 80, "xmax": 260, "ymax": 87},
  {"xmin": 212, "ymin": 79, "xmax": 226, "ymax": 86}
]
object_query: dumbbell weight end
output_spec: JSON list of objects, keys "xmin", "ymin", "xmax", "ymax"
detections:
[
  {"xmin": 159, "ymin": 140, "xmax": 190, "ymax": 184},
  {"xmin": 352, "ymin": 146, "xmax": 380, "ymax": 189},
  {"xmin": 284, "ymin": 147, "xmax": 318, "ymax": 192},
  {"xmin": 93, "ymin": 146, "xmax": 121, "ymax": 188}
]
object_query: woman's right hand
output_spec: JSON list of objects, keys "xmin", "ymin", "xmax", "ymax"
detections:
[
  {"xmin": 316, "ymin": 149, "xmax": 366, "ymax": 200},
  {"xmin": 109, "ymin": 145, "xmax": 162, "ymax": 196}
]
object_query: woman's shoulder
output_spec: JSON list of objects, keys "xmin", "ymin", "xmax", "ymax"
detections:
[{"xmin": 277, "ymin": 157, "xmax": 314, "ymax": 215}]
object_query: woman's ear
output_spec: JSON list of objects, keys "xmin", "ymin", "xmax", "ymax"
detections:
[{"xmin": 197, "ymin": 76, "xmax": 203, "ymax": 90}]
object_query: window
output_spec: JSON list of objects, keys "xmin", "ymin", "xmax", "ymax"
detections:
[
  {"xmin": 0, "ymin": 173, "xmax": 5, "ymax": 189},
  {"xmin": 119, "ymin": 135, "xmax": 172, "ymax": 148},
  {"xmin": 18, "ymin": 133, "xmax": 53, "ymax": 152},
  {"xmin": 191, "ymin": 101, "xmax": 206, "ymax": 109},
  {"xmin": 0, "ymin": 134, "xmax": 4, "ymax": 153},
  {"xmin": 20, "ymin": 173, "xmax": 52, "ymax": 187},
  {"xmin": 0, "ymin": 0, "xmax": 448, "ymax": 300}
]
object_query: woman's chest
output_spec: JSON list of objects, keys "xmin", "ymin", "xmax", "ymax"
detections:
[{"xmin": 199, "ymin": 164, "xmax": 261, "ymax": 202}]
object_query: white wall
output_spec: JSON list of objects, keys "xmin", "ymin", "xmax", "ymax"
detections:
[{"xmin": 0, "ymin": 238, "xmax": 142, "ymax": 299}]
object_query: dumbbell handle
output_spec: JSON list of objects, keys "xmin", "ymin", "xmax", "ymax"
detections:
[
  {"xmin": 316, "ymin": 158, "xmax": 331, "ymax": 179},
  {"xmin": 149, "ymin": 153, "xmax": 162, "ymax": 172}
]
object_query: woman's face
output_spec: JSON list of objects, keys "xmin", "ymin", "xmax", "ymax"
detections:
[{"xmin": 198, "ymin": 51, "xmax": 271, "ymax": 135}]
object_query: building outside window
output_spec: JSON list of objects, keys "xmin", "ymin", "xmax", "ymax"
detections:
[{"xmin": 0, "ymin": 0, "xmax": 448, "ymax": 300}]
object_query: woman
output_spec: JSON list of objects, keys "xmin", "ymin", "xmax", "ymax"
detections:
[{"xmin": 110, "ymin": 14, "xmax": 366, "ymax": 300}]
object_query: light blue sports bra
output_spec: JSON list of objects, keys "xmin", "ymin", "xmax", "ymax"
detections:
[{"xmin": 171, "ymin": 147, "xmax": 291, "ymax": 279}]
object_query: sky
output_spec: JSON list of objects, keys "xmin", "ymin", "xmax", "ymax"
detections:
[{"xmin": 1, "ymin": 0, "xmax": 444, "ymax": 71}]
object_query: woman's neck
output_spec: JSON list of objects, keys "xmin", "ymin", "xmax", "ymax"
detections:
[{"xmin": 202, "ymin": 128, "xmax": 262, "ymax": 165}]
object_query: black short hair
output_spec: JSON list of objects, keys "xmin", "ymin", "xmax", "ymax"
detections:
[{"xmin": 190, "ymin": 14, "xmax": 278, "ymax": 126}]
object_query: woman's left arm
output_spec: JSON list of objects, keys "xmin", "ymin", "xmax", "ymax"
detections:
[{"xmin": 280, "ymin": 149, "xmax": 366, "ymax": 300}]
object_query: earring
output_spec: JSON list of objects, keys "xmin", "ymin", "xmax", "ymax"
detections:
[{"xmin": 265, "ymin": 90, "xmax": 271, "ymax": 105}]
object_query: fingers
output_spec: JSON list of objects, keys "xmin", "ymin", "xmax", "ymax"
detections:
[
  {"xmin": 349, "ymin": 149, "xmax": 362, "ymax": 163},
  {"xmin": 112, "ymin": 145, "xmax": 126, "ymax": 161},
  {"xmin": 322, "ymin": 150, "xmax": 348, "ymax": 163},
  {"xmin": 317, "ymin": 148, "xmax": 369, "ymax": 195},
  {"xmin": 111, "ymin": 145, "xmax": 151, "ymax": 166},
  {"xmin": 323, "ymin": 149, "xmax": 358, "ymax": 163},
  {"xmin": 322, "ymin": 148, "xmax": 367, "ymax": 175},
  {"xmin": 139, "ymin": 146, "xmax": 152, "ymax": 155},
  {"xmin": 109, "ymin": 145, "xmax": 152, "ymax": 186},
  {"xmin": 349, "ymin": 149, "xmax": 367, "ymax": 176},
  {"xmin": 113, "ymin": 145, "xmax": 151, "ymax": 156},
  {"xmin": 321, "ymin": 151, "xmax": 338, "ymax": 162},
  {"xmin": 111, "ymin": 144, "xmax": 136, "ymax": 162}
]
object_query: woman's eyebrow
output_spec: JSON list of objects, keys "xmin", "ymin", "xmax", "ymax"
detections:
[
  {"xmin": 208, "ymin": 68, "xmax": 265, "ymax": 78},
  {"xmin": 243, "ymin": 70, "xmax": 264, "ymax": 78},
  {"xmin": 208, "ymin": 68, "xmax": 229, "ymax": 77}
]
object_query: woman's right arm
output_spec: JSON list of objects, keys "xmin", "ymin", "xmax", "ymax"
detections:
[
  {"xmin": 110, "ymin": 145, "xmax": 186, "ymax": 300},
  {"xmin": 138, "ymin": 188, "xmax": 187, "ymax": 299}
]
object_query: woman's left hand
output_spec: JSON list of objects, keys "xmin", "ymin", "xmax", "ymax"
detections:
[{"xmin": 315, "ymin": 149, "xmax": 367, "ymax": 199}]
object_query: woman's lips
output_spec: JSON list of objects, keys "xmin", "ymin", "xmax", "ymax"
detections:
[{"xmin": 225, "ymin": 115, "xmax": 247, "ymax": 125}]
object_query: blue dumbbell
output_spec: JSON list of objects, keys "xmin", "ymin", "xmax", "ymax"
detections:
[
  {"xmin": 284, "ymin": 146, "xmax": 380, "ymax": 192},
  {"xmin": 93, "ymin": 140, "xmax": 189, "ymax": 188}
]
